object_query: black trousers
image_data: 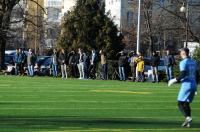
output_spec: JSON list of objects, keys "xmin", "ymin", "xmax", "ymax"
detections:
[
  {"xmin": 178, "ymin": 101, "xmax": 191, "ymax": 117},
  {"xmin": 89, "ymin": 64, "xmax": 96, "ymax": 79},
  {"xmin": 138, "ymin": 71, "xmax": 144, "ymax": 82},
  {"xmin": 15, "ymin": 63, "xmax": 22, "ymax": 75},
  {"xmin": 131, "ymin": 66, "xmax": 137, "ymax": 81},
  {"xmin": 71, "ymin": 64, "xmax": 78, "ymax": 78},
  {"xmin": 101, "ymin": 64, "xmax": 107, "ymax": 80},
  {"xmin": 20, "ymin": 63, "xmax": 25, "ymax": 75},
  {"xmin": 83, "ymin": 63, "xmax": 89, "ymax": 79}
]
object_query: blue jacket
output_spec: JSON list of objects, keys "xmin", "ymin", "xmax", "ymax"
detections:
[
  {"xmin": 14, "ymin": 53, "xmax": 22, "ymax": 64},
  {"xmin": 164, "ymin": 55, "xmax": 175, "ymax": 66}
]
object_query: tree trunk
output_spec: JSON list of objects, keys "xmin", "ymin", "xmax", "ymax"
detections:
[
  {"xmin": 0, "ymin": 38, "xmax": 6, "ymax": 70},
  {"xmin": 0, "ymin": 13, "xmax": 5, "ymax": 70},
  {"xmin": 0, "ymin": 6, "xmax": 13, "ymax": 70},
  {"xmin": 149, "ymin": 36, "xmax": 153, "ymax": 54}
]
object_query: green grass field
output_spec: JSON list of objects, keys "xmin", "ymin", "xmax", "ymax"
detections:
[{"xmin": 0, "ymin": 76, "xmax": 199, "ymax": 132}]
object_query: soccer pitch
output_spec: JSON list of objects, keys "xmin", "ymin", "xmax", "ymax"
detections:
[{"xmin": 0, "ymin": 76, "xmax": 199, "ymax": 132}]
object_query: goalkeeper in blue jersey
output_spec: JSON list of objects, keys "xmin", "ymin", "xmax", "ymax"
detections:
[{"xmin": 168, "ymin": 48, "xmax": 199, "ymax": 128}]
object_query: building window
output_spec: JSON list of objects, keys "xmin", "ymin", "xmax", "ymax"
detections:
[
  {"xmin": 127, "ymin": 11, "xmax": 133, "ymax": 24},
  {"xmin": 128, "ymin": 0, "xmax": 134, "ymax": 3}
]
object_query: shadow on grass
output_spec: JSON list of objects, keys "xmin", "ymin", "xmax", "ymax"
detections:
[{"xmin": 0, "ymin": 116, "xmax": 200, "ymax": 131}]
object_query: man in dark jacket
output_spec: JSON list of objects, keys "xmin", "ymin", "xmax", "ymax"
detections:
[
  {"xmin": 59, "ymin": 49, "xmax": 67, "ymax": 79},
  {"xmin": 118, "ymin": 51, "xmax": 127, "ymax": 81},
  {"xmin": 14, "ymin": 48, "xmax": 22, "ymax": 75},
  {"xmin": 68, "ymin": 51, "xmax": 78, "ymax": 78},
  {"xmin": 165, "ymin": 50, "xmax": 176, "ymax": 81},
  {"xmin": 89, "ymin": 49, "xmax": 97, "ymax": 79},
  {"xmin": 151, "ymin": 51, "xmax": 160, "ymax": 83},
  {"xmin": 19, "ymin": 48, "xmax": 27, "ymax": 76}
]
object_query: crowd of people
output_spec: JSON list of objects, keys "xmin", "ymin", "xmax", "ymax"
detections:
[
  {"xmin": 5, "ymin": 47, "xmax": 200, "ymax": 128},
  {"xmin": 12, "ymin": 48, "xmax": 107, "ymax": 80},
  {"xmin": 10, "ymin": 47, "xmax": 176, "ymax": 82}
]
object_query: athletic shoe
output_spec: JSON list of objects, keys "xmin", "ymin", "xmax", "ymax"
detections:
[{"xmin": 182, "ymin": 117, "xmax": 192, "ymax": 128}]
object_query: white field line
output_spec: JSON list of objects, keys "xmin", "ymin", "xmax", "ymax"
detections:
[
  {"xmin": 0, "ymin": 108, "xmax": 200, "ymax": 110},
  {"xmin": 0, "ymin": 117, "xmax": 188, "ymax": 119},
  {"xmin": 0, "ymin": 91, "xmax": 181, "ymax": 93},
  {"xmin": 49, "ymin": 128, "xmax": 200, "ymax": 132},
  {"xmin": 0, "ymin": 85, "xmax": 180, "ymax": 89},
  {"xmin": 0, "ymin": 100, "xmax": 188, "ymax": 103},
  {"xmin": 0, "ymin": 95, "xmax": 179, "ymax": 97},
  {"xmin": 0, "ymin": 91, "xmax": 152, "ymax": 93},
  {"xmin": 0, "ymin": 91, "xmax": 182, "ymax": 95}
]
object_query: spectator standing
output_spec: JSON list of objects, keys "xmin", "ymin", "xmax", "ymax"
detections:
[
  {"xmin": 59, "ymin": 49, "xmax": 67, "ymax": 79},
  {"xmin": 52, "ymin": 49, "xmax": 58, "ymax": 77},
  {"xmin": 68, "ymin": 51, "xmax": 78, "ymax": 78},
  {"xmin": 164, "ymin": 50, "xmax": 176, "ymax": 81},
  {"xmin": 130, "ymin": 51, "xmax": 138, "ymax": 81},
  {"xmin": 77, "ymin": 48, "xmax": 84, "ymax": 79},
  {"xmin": 135, "ymin": 55, "xmax": 145, "ymax": 82},
  {"xmin": 27, "ymin": 49, "xmax": 35, "ymax": 77},
  {"xmin": 89, "ymin": 49, "xmax": 97, "ymax": 79},
  {"xmin": 100, "ymin": 50, "xmax": 107, "ymax": 80},
  {"xmin": 150, "ymin": 51, "xmax": 160, "ymax": 83},
  {"xmin": 83, "ymin": 52, "xmax": 90, "ymax": 79},
  {"xmin": 14, "ymin": 48, "xmax": 22, "ymax": 75},
  {"xmin": 118, "ymin": 51, "xmax": 127, "ymax": 81},
  {"xmin": 20, "ymin": 48, "xmax": 27, "ymax": 76}
]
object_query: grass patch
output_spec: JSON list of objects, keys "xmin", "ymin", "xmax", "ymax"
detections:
[{"xmin": 0, "ymin": 76, "xmax": 199, "ymax": 132}]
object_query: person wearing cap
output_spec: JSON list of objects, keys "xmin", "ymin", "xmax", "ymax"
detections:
[
  {"xmin": 168, "ymin": 48, "xmax": 199, "ymax": 128},
  {"xmin": 135, "ymin": 55, "xmax": 145, "ymax": 82},
  {"xmin": 118, "ymin": 51, "xmax": 127, "ymax": 81},
  {"xmin": 130, "ymin": 51, "xmax": 138, "ymax": 81}
]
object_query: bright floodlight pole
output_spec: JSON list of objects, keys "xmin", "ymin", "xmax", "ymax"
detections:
[
  {"xmin": 136, "ymin": 0, "xmax": 141, "ymax": 54},
  {"xmin": 185, "ymin": 0, "xmax": 189, "ymax": 48},
  {"xmin": 180, "ymin": 0, "xmax": 189, "ymax": 48}
]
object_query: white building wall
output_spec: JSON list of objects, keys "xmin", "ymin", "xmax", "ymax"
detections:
[
  {"xmin": 44, "ymin": 0, "xmax": 62, "ymax": 8},
  {"xmin": 105, "ymin": 0, "xmax": 122, "ymax": 28},
  {"xmin": 44, "ymin": 0, "xmax": 63, "ymax": 22},
  {"xmin": 62, "ymin": 0, "xmax": 76, "ymax": 14}
]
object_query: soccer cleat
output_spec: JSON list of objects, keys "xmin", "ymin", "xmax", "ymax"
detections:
[{"xmin": 182, "ymin": 117, "xmax": 192, "ymax": 128}]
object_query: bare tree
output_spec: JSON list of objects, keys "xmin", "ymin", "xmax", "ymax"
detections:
[
  {"xmin": 141, "ymin": 0, "xmax": 200, "ymax": 55},
  {"xmin": 0, "ymin": 0, "xmax": 45, "ymax": 70}
]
